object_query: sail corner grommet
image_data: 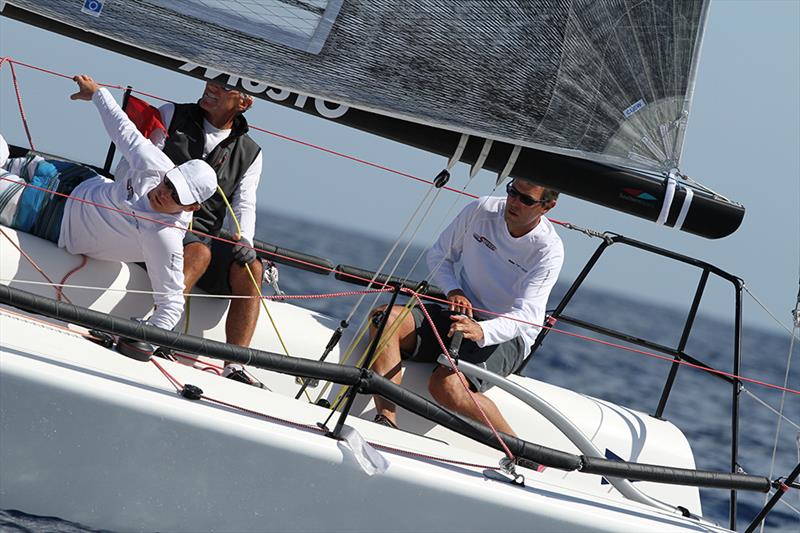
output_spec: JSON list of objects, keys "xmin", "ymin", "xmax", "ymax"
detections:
[{"xmin": 181, "ymin": 384, "xmax": 203, "ymax": 400}]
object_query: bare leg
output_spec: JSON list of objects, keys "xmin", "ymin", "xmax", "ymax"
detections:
[
  {"xmin": 369, "ymin": 305, "xmax": 418, "ymax": 426},
  {"xmin": 183, "ymin": 242, "xmax": 212, "ymax": 293},
  {"xmin": 428, "ymin": 366, "xmax": 517, "ymax": 437},
  {"xmin": 225, "ymin": 259, "xmax": 263, "ymax": 347}
]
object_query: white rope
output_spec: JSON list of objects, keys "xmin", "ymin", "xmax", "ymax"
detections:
[
  {"xmin": 759, "ymin": 306, "xmax": 799, "ymax": 531},
  {"xmin": 1, "ymin": 278, "xmax": 237, "ymax": 298},
  {"xmin": 742, "ymin": 388, "xmax": 800, "ymax": 432},
  {"xmin": 774, "ymin": 490, "xmax": 800, "ymax": 516},
  {"xmin": 341, "ymin": 183, "xmax": 439, "ymax": 324},
  {"xmin": 0, "ymin": 278, "xmax": 347, "ymax": 300},
  {"xmin": 314, "ymin": 182, "xmax": 450, "ymax": 403},
  {"xmin": 743, "ymin": 284, "xmax": 800, "ymax": 340}
]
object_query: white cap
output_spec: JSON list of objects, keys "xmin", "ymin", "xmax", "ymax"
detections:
[
  {"xmin": 165, "ymin": 159, "xmax": 217, "ymax": 205},
  {"xmin": 0, "ymin": 134, "xmax": 9, "ymax": 168}
]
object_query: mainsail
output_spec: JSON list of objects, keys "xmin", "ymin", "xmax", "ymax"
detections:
[{"xmin": 1, "ymin": 0, "xmax": 744, "ymax": 238}]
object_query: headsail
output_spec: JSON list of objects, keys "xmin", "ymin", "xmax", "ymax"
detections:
[{"xmin": 1, "ymin": 0, "xmax": 744, "ymax": 238}]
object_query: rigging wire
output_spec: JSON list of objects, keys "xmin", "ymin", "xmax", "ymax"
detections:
[
  {"xmin": 759, "ymin": 286, "xmax": 800, "ymax": 533},
  {"xmin": 743, "ymin": 285, "xmax": 800, "ymax": 341},
  {"xmin": 742, "ymin": 388, "xmax": 800, "ymax": 432}
]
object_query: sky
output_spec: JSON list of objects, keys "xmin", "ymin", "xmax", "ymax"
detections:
[{"xmin": 0, "ymin": 1, "xmax": 798, "ymax": 334}]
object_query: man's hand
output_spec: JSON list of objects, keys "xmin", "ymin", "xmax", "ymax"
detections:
[
  {"xmin": 448, "ymin": 314, "xmax": 483, "ymax": 342},
  {"xmin": 232, "ymin": 236, "xmax": 257, "ymax": 265},
  {"xmin": 447, "ymin": 289, "xmax": 473, "ymax": 318},
  {"xmin": 70, "ymin": 75, "xmax": 100, "ymax": 101}
]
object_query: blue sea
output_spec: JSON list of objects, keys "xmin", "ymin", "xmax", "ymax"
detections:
[{"xmin": 2, "ymin": 210, "xmax": 798, "ymax": 532}]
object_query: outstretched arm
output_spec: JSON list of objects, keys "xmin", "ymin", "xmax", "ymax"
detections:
[
  {"xmin": 70, "ymin": 74, "xmax": 173, "ymax": 174},
  {"xmin": 70, "ymin": 74, "xmax": 100, "ymax": 101}
]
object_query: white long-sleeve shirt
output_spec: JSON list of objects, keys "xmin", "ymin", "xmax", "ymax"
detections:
[
  {"xmin": 427, "ymin": 196, "xmax": 564, "ymax": 354},
  {"xmin": 113, "ymin": 105, "xmax": 262, "ymax": 242},
  {"xmin": 59, "ymin": 88, "xmax": 189, "ymax": 330}
]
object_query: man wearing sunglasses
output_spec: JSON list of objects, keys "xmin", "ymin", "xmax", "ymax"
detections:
[
  {"xmin": 114, "ymin": 79, "xmax": 264, "ymax": 383},
  {"xmin": 369, "ymin": 177, "xmax": 563, "ymax": 436},
  {"xmin": 0, "ymin": 75, "xmax": 218, "ymax": 334}
]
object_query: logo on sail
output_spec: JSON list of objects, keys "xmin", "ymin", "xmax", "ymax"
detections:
[
  {"xmin": 623, "ymin": 99, "xmax": 646, "ymax": 118},
  {"xmin": 179, "ymin": 63, "xmax": 349, "ymax": 120},
  {"xmin": 81, "ymin": 0, "xmax": 104, "ymax": 17}
]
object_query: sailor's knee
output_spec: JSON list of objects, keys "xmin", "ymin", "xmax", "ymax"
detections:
[
  {"xmin": 368, "ymin": 304, "xmax": 396, "ymax": 331},
  {"xmin": 228, "ymin": 261, "xmax": 260, "ymax": 296},
  {"xmin": 428, "ymin": 367, "xmax": 462, "ymax": 408},
  {"xmin": 184, "ymin": 241, "xmax": 212, "ymax": 269},
  {"xmin": 247, "ymin": 257, "xmax": 263, "ymax": 279}
]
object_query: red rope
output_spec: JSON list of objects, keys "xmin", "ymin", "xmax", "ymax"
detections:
[
  {"xmin": 263, "ymin": 288, "xmax": 393, "ymax": 300},
  {"xmin": 414, "ymin": 295, "xmax": 516, "ymax": 461},
  {"xmin": 249, "ymin": 125, "xmax": 479, "ymax": 199},
  {"xmin": 8, "ymin": 61, "xmax": 36, "ymax": 150},
  {"xmin": 0, "ymin": 227, "xmax": 69, "ymax": 303},
  {"xmin": 149, "ymin": 358, "xmax": 184, "ymax": 392},
  {"xmin": 56, "ymin": 255, "xmax": 88, "ymax": 302}
]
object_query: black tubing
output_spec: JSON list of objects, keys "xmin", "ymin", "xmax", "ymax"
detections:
[
  {"xmin": 580, "ymin": 456, "xmax": 771, "ymax": 493},
  {"xmin": 218, "ymin": 229, "xmax": 334, "ymax": 276},
  {"xmin": 0, "ymin": 284, "xmax": 774, "ymax": 492},
  {"xmin": 363, "ymin": 371, "xmax": 582, "ymax": 471}
]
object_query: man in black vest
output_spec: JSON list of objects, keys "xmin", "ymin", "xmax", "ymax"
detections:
[{"xmin": 158, "ymin": 81, "xmax": 264, "ymax": 381}]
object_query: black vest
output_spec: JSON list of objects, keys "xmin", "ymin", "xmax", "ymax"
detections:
[{"xmin": 162, "ymin": 104, "xmax": 261, "ymax": 237}]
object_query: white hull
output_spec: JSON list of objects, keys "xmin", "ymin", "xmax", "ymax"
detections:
[{"xmin": 0, "ymin": 229, "xmax": 731, "ymax": 531}]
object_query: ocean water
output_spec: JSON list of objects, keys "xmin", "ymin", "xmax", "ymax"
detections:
[{"xmin": 3, "ymin": 210, "xmax": 798, "ymax": 532}]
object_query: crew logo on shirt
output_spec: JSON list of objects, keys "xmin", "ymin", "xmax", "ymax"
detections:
[
  {"xmin": 126, "ymin": 179, "xmax": 134, "ymax": 200},
  {"xmin": 508, "ymin": 258, "xmax": 529, "ymax": 273},
  {"xmin": 472, "ymin": 233, "xmax": 497, "ymax": 251}
]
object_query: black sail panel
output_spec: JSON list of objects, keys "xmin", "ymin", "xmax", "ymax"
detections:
[{"xmin": 1, "ymin": 0, "xmax": 744, "ymax": 238}]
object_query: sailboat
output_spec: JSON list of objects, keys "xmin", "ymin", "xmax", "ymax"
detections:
[{"xmin": 0, "ymin": 1, "xmax": 797, "ymax": 531}]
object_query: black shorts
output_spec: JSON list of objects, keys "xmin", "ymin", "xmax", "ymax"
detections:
[
  {"xmin": 184, "ymin": 233, "xmax": 237, "ymax": 295},
  {"xmin": 403, "ymin": 304, "xmax": 525, "ymax": 393}
]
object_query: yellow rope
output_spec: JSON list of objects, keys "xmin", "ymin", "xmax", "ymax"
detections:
[
  {"xmin": 325, "ymin": 299, "xmax": 417, "ymax": 411},
  {"xmin": 215, "ymin": 185, "xmax": 311, "ymax": 402},
  {"xmin": 183, "ymin": 219, "xmax": 193, "ymax": 335}
]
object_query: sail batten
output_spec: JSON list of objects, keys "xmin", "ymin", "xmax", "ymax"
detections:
[{"xmin": 1, "ymin": 0, "xmax": 745, "ymax": 238}]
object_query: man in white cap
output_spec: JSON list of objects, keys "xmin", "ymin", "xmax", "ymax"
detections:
[{"xmin": 0, "ymin": 75, "xmax": 217, "ymax": 331}]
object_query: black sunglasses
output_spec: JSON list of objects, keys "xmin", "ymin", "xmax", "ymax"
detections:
[
  {"xmin": 506, "ymin": 182, "xmax": 547, "ymax": 207},
  {"xmin": 163, "ymin": 177, "xmax": 186, "ymax": 206}
]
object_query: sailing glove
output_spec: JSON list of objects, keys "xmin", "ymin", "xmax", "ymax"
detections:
[{"xmin": 233, "ymin": 237, "xmax": 257, "ymax": 265}]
